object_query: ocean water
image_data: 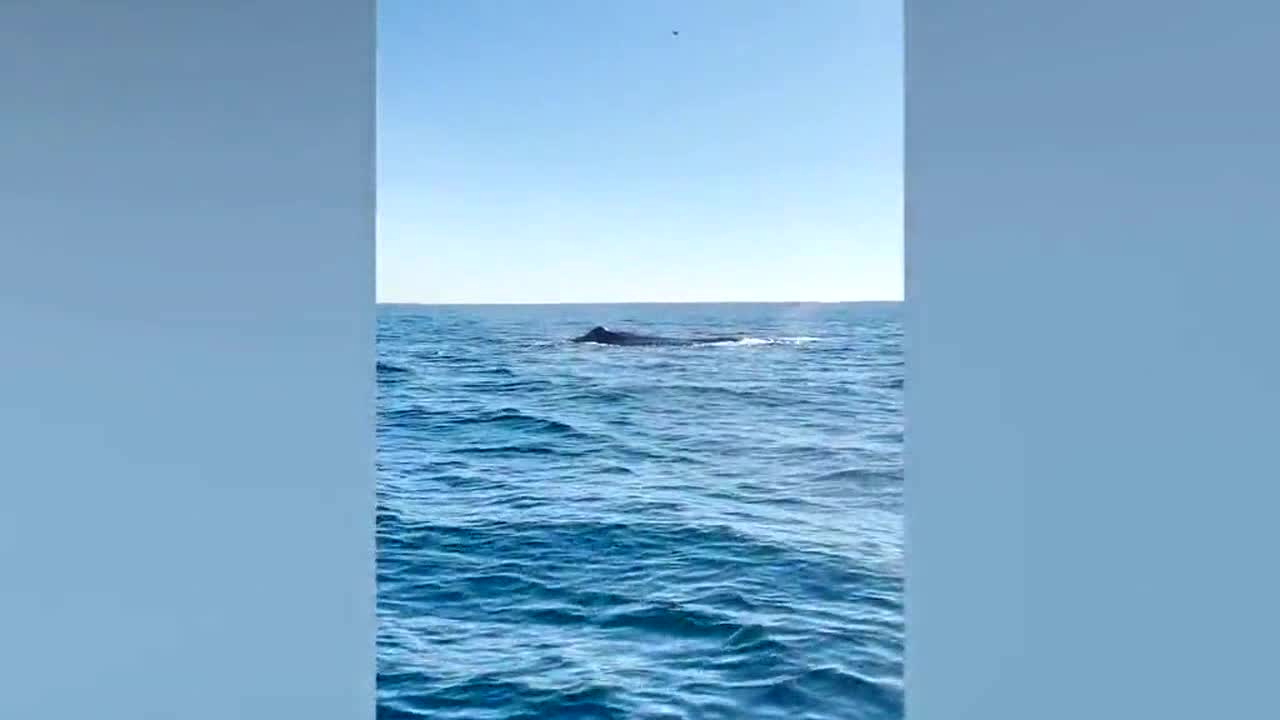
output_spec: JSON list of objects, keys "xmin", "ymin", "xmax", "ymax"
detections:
[{"xmin": 377, "ymin": 303, "xmax": 904, "ymax": 720}]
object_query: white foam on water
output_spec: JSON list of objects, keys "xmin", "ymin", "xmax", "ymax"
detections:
[{"xmin": 709, "ymin": 336, "xmax": 823, "ymax": 347}]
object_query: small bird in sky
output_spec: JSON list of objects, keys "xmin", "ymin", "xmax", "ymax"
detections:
[{"xmin": 672, "ymin": 30, "xmax": 679, "ymax": 37}]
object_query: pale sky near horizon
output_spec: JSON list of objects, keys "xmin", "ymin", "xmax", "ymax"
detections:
[{"xmin": 377, "ymin": 1, "xmax": 902, "ymax": 304}]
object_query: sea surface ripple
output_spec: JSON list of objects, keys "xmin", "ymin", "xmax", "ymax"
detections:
[{"xmin": 377, "ymin": 303, "xmax": 903, "ymax": 720}]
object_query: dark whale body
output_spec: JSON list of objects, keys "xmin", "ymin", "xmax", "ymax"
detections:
[{"xmin": 572, "ymin": 326, "xmax": 743, "ymax": 347}]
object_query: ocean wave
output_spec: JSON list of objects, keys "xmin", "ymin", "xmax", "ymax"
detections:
[
  {"xmin": 455, "ymin": 408, "xmax": 591, "ymax": 438},
  {"xmin": 377, "ymin": 361, "xmax": 412, "ymax": 376},
  {"xmin": 454, "ymin": 378, "xmax": 556, "ymax": 393},
  {"xmin": 380, "ymin": 677, "xmax": 623, "ymax": 720},
  {"xmin": 453, "ymin": 442, "xmax": 586, "ymax": 457},
  {"xmin": 377, "ymin": 305, "xmax": 903, "ymax": 719},
  {"xmin": 811, "ymin": 467, "xmax": 904, "ymax": 487}
]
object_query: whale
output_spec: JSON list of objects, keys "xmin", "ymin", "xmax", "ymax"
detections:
[{"xmin": 572, "ymin": 326, "xmax": 744, "ymax": 347}]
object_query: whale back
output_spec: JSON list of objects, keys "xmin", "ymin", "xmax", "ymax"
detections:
[
  {"xmin": 573, "ymin": 325, "xmax": 740, "ymax": 346},
  {"xmin": 580, "ymin": 326, "xmax": 611, "ymax": 342}
]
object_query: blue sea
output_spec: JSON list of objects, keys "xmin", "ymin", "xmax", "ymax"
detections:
[{"xmin": 377, "ymin": 303, "xmax": 904, "ymax": 720}]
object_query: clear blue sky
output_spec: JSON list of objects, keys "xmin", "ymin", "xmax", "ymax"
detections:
[{"xmin": 377, "ymin": 1, "xmax": 901, "ymax": 304}]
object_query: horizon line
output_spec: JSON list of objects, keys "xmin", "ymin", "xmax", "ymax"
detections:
[{"xmin": 376, "ymin": 299, "xmax": 903, "ymax": 307}]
